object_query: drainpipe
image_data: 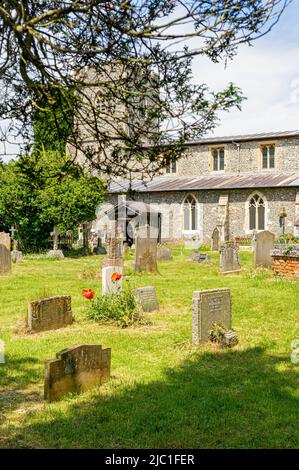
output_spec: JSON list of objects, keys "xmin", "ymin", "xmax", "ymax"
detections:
[{"xmin": 232, "ymin": 141, "xmax": 241, "ymax": 174}]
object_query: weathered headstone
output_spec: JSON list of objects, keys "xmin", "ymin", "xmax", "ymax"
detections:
[
  {"xmin": 189, "ymin": 252, "xmax": 211, "ymax": 263},
  {"xmin": 211, "ymin": 227, "xmax": 220, "ymax": 251},
  {"xmin": 134, "ymin": 226, "xmax": 158, "ymax": 273},
  {"xmin": 0, "ymin": 232, "xmax": 11, "ymax": 275},
  {"xmin": 27, "ymin": 296, "xmax": 72, "ymax": 333},
  {"xmin": 44, "ymin": 344, "xmax": 111, "ymax": 402},
  {"xmin": 102, "ymin": 233, "xmax": 123, "ymax": 268},
  {"xmin": 253, "ymin": 230, "xmax": 275, "ymax": 267},
  {"xmin": 220, "ymin": 242, "xmax": 241, "ymax": 274},
  {"xmin": 157, "ymin": 247, "xmax": 173, "ymax": 261},
  {"xmin": 192, "ymin": 288, "xmax": 232, "ymax": 344},
  {"xmin": 102, "ymin": 266, "xmax": 123, "ymax": 295},
  {"xmin": 135, "ymin": 286, "xmax": 159, "ymax": 312},
  {"xmin": 11, "ymin": 251, "xmax": 23, "ymax": 264}
]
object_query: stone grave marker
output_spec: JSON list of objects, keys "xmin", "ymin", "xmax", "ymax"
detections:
[
  {"xmin": 102, "ymin": 233, "xmax": 123, "ymax": 268},
  {"xmin": 11, "ymin": 251, "xmax": 23, "ymax": 264},
  {"xmin": 0, "ymin": 232, "xmax": 12, "ymax": 275},
  {"xmin": 192, "ymin": 288, "xmax": 232, "ymax": 344},
  {"xmin": 211, "ymin": 227, "xmax": 220, "ymax": 251},
  {"xmin": 135, "ymin": 286, "xmax": 159, "ymax": 312},
  {"xmin": 44, "ymin": 344, "xmax": 111, "ymax": 402},
  {"xmin": 27, "ymin": 295, "xmax": 72, "ymax": 333},
  {"xmin": 102, "ymin": 266, "xmax": 123, "ymax": 295},
  {"xmin": 220, "ymin": 242, "xmax": 241, "ymax": 274},
  {"xmin": 134, "ymin": 226, "xmax": 158, "ymax": 273},
  {"xmin": 47, "ymin": 226, "xmax": 64, "ymax": 259},
  {"xmin": 157, "ymin": 247, "xmax": 173, "ymax": 261},
  {"xmin": 189, "ymin": 252, "xmax": 211, "ymax": 263},
  {"xmin": 253, "ymin": 230, "xmax": 275, "ymax": 267}
]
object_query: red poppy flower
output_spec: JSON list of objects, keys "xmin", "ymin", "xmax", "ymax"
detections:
[
  {"xmin": 111, "ymin": 272, "xmax": 122, "ymax": 282},
  {"xmin": 82, "ymin": 289, "xmax": 95, "ymax": 300}
]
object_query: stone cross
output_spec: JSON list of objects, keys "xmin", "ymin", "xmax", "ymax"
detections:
[
  {"xmin": 9, "ymin": 226, "xmax": 17, "ymax": 251},
  {"xmin": 50, "ymin": 226, "xmax": 59, "ymax": 251}
]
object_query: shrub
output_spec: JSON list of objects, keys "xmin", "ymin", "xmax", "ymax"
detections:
[
  {"xmin": 276, "ymin": 233, "xmax": 299, "ymax": 244},
  {"xmin": 85, "ymin": 285, "xmax": 144, "ymax": 328}
]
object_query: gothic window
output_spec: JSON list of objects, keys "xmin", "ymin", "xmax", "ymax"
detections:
[
  {"xmin": 249, "ymin": 194, "xmax": 265, "ymax": 230},
  {"xmin": 261, "ymin": 144, "xmax": 275, "ymax": 169},
  {"xmin": 212, "ymin": 148, "xmax": 225, "ymax": 171},
  {"xmin": 183, "ymin": 195, "xmax": 197, "ymax": 230}
]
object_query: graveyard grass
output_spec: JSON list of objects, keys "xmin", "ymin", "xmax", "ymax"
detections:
[{"xmin": 0, "ymin": 250, "xmax": 298, "ymax": 449}]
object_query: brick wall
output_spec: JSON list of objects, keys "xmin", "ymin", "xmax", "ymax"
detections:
[{"xmin": 272, "ymin": 256, "xmax": 299, "ymax": 278}]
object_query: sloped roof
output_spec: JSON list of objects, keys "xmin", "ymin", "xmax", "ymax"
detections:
[
  {"xmin": 109, "ymin": 173, "xmax": 299, "ymax": 193},
  {"xmin": 184, "ymin": 130, "xmax": 299, "ymax": 146}
]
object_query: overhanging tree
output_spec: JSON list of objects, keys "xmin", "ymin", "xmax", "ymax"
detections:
[{"xmin": 0, "ymin": 0, "xmax": 290, "ymax": 179}]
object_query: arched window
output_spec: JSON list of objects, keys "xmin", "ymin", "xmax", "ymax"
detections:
[
  {"xmin": 183, "ymin": 195, "xmax": 197, "ymax": 230},
  {"xmin": 249, "ymin": 194, "xmax": 265, "ymax": 230}
]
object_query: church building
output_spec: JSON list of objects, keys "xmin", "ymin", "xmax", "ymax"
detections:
[{"xmin": 107, "ymin": 130, "xmax": 299, "ymax": 246}]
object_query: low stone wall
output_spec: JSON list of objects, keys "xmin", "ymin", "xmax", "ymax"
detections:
[{"xmin": 271, "ymin": 245, "xmax": 299, "ymax": 278}]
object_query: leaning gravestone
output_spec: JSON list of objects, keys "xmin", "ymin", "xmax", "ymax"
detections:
[
  {"xmin": 44, "ymin": 344, "xmax": 111, "ymax": 402},
  {"xmin": 220, "ymin": 242, "xmax": 241, "ymax": 274},
  {"xmin": 0, "ymin": 232, "xmax": 12, "ymax": 275},
  {"xmin": 192, "ymin": 288, "xmax": 232, "ymax": 344},
  {"xmin": 134, "ymin": 226, "xmax": 158, "ymax": 273},
  {"xmin": 135, "ymin": 286, "xmax": 159, "ymax": 312},
  {"xmin": 157, "ymin": 247, "xmax": 173, "ymax": 261},
  {"xmin": 27, "ymin": 295, "xmax": 72, "ymax": 333},
  {"xmin": 253, "ymin": 230, "xmax": 275, "ymax": 267}
]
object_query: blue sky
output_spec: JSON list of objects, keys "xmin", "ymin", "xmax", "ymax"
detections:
[
  {"xmin": 1, "ymin": 1, "xmax": 298, "ymax": 160},
  {"xmin": 194, "ymin": 0, "xmax": 299, "ymax": 136}
]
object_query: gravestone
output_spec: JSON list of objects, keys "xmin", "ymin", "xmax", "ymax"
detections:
[
  {"xmin": 102, "ymin": 233, "xmax": 123, "ymax": 268},
  {"xmin": 253, "ymin": 230, "xmax": 275, "ymax": 267},
  {"xmin": 0, "ymin": 232, "xmax": 11, "ymax": 275},
  {"xmin": 134, "ymin": 226, "xmax": 158, "ymax": 273},
  {"xmin": 192, "ymin": 288, "xmax": 232, "ymax": 344},
  {"xmin": 189, "ymin": 252, "xmax": 211, "ymax": 263},
  {"xmin": 11, "ymin": 251, "xmax": 23, "ymax": 264},
  {"xmin": 211, "ymin": 227, "xmax": 220, "ymax": 251},
  {"xmin": 135, "ymin": 286, "xmax": 159, "ymax": 312},
  {"xmin": 47, "ymin": 226, "xmax": 64, "ymax": 259},
  {"xmin": 44, "ymin": 344, "xmax": 111, "ymax": 402},
  {"xmin": 27, "ymin": 295, "xmax": 72, "ymax": 333},
  {"xmin": 102, "ymin": 266, "xmax": 123, "ymax": 295},
  {"xmin": 220, "ymin": 242, "xmax": 241, "ymax": 274},
  {"xmin": 157, "ymin": 247, "xmax": 173, "ymax": 261}
]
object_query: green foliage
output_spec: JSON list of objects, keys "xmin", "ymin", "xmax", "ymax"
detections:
[
  {"xmin": 85, "ymin": 285, "xmax": 143, "ymax": 328},
  {"xmin": 0, "ymin": 151, "xmax": 105, "ymax": 251},
  {"xmin": 33, "ymin": 88, "xmax": 74, "ymax": 154},
  {"xmin": 276, "ymin": 233, "xmax": 299, "ymax": 244}
]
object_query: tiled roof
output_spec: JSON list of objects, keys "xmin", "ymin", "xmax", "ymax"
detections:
[{"xmin": 109, "ymin": 173, "xmax": 299, "ymax": 193}]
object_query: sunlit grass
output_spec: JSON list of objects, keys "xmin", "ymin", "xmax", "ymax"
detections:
[{"xmin": 0, "ymin": 251, "xmax": 298, "ymax": 448}]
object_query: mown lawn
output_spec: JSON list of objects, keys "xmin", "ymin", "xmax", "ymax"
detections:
[{"xmin": 0, "ymin": 250, "xmax": 298, "ymax": 449}]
